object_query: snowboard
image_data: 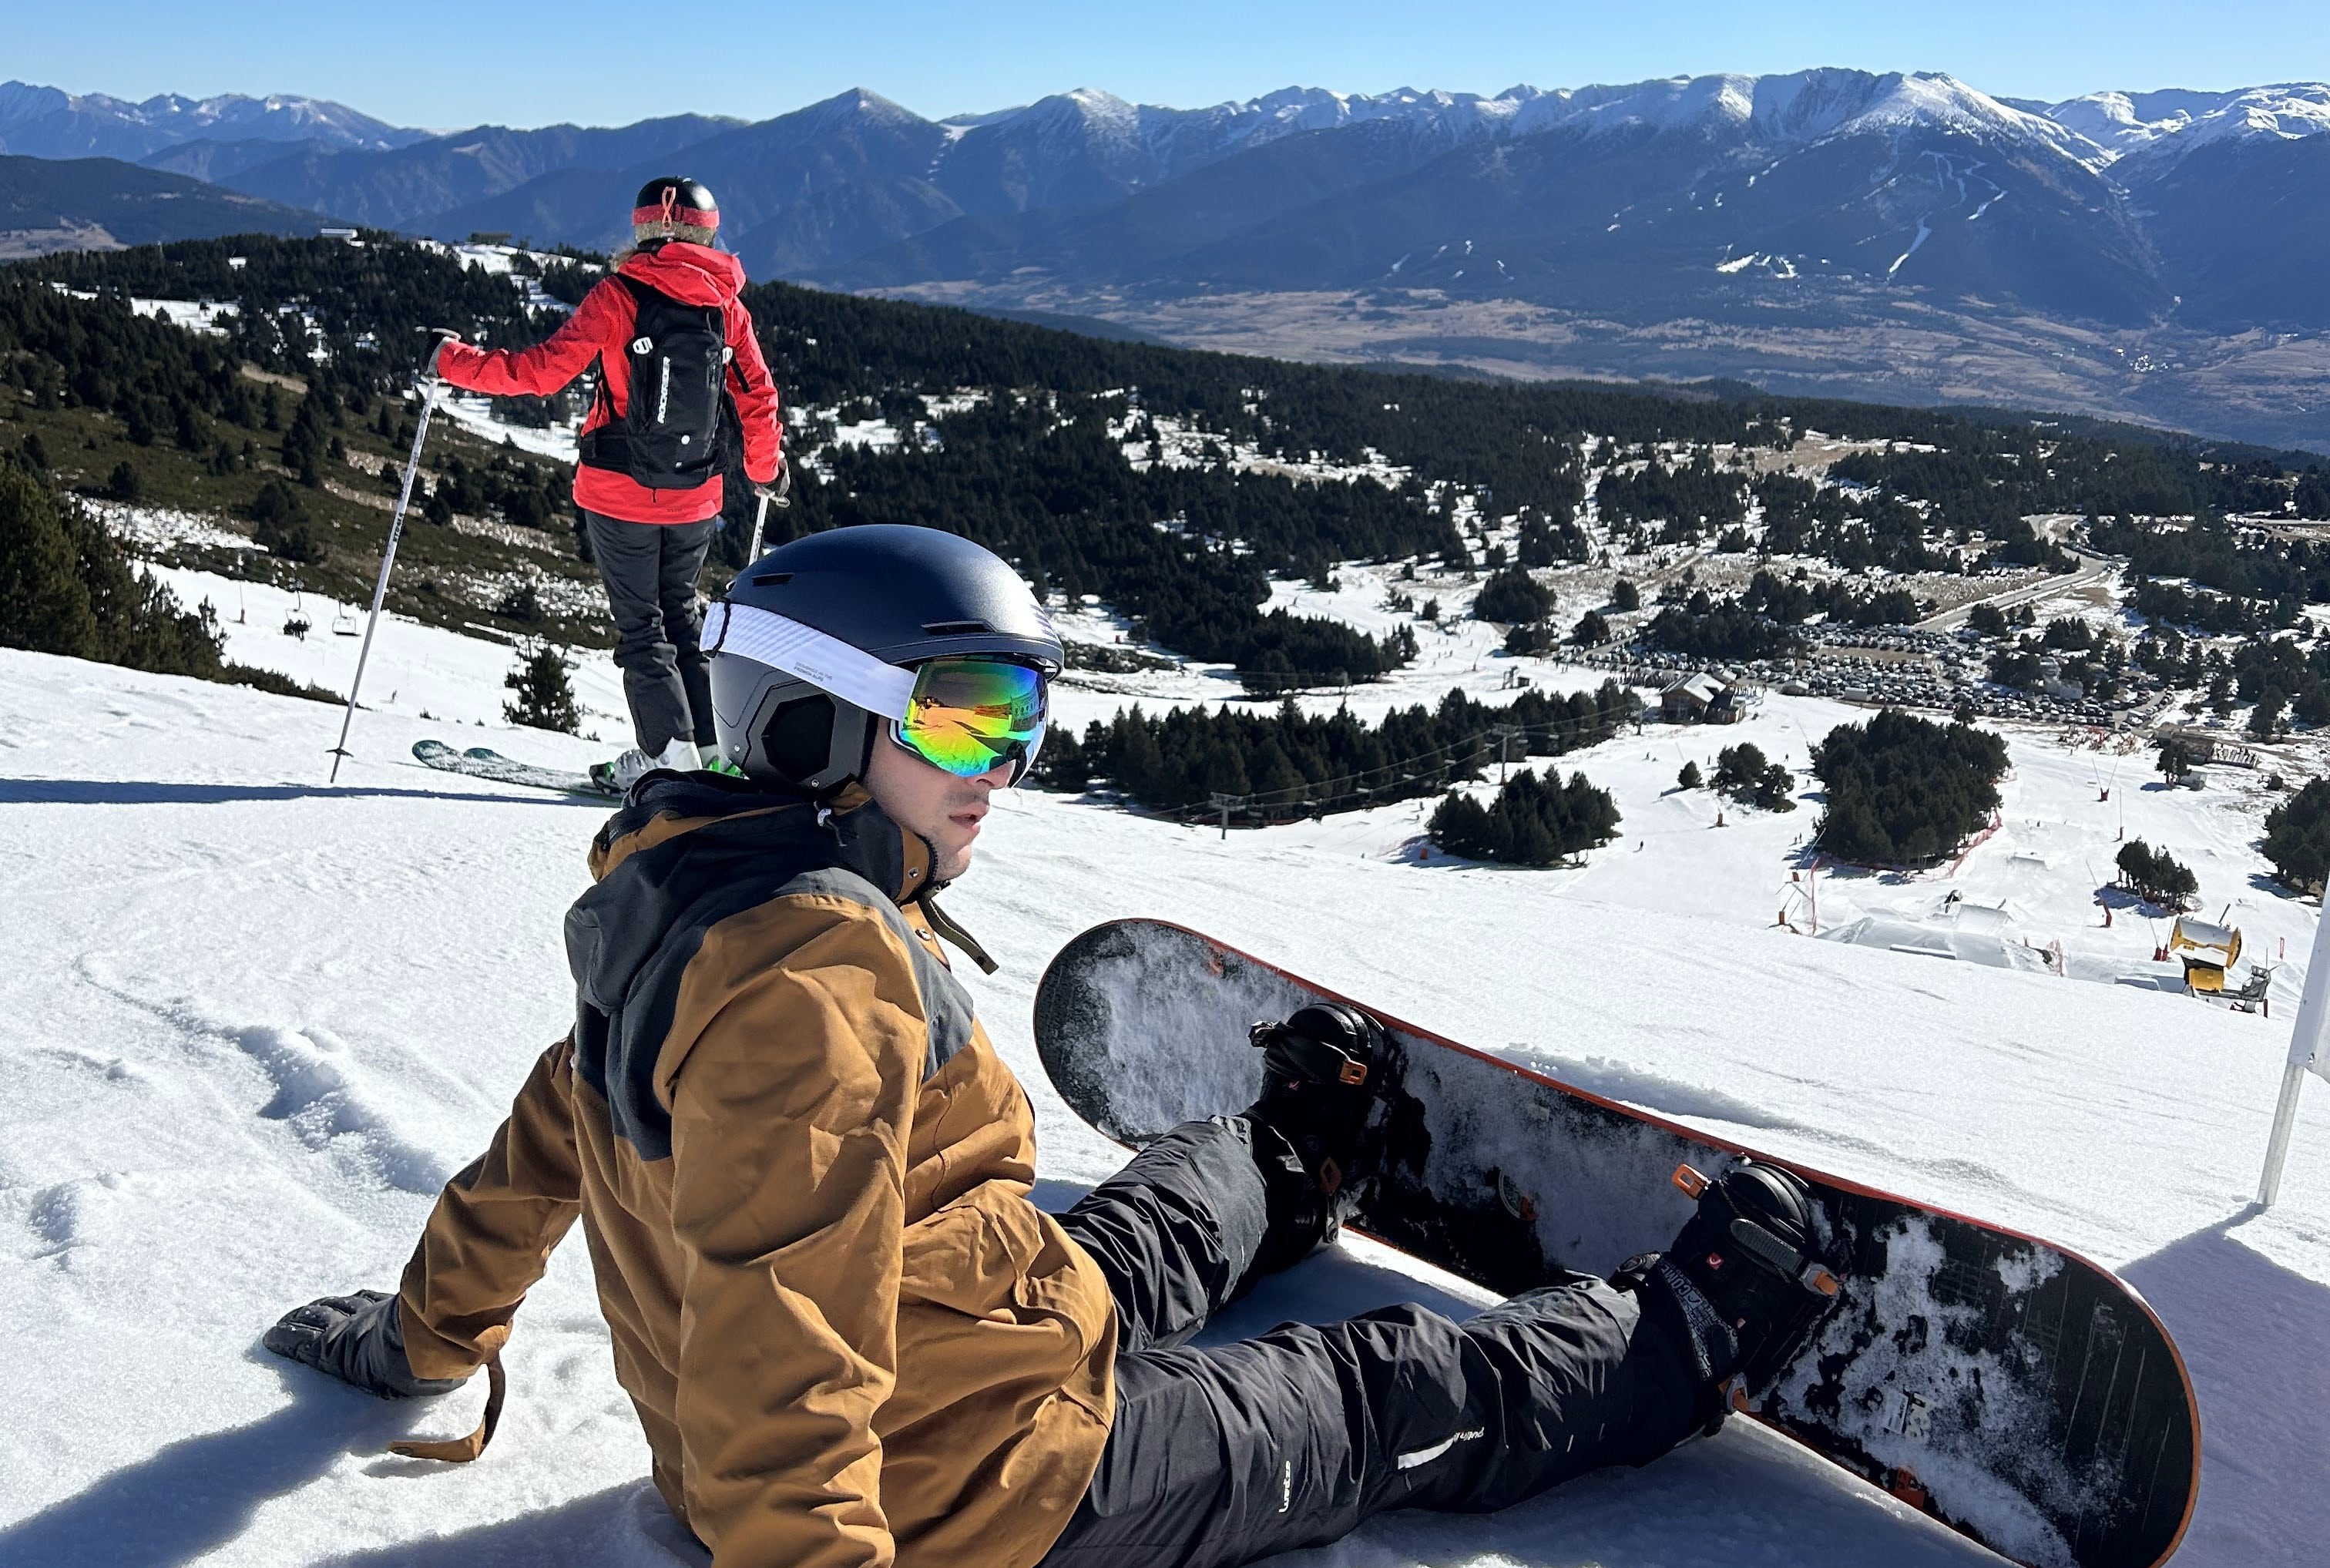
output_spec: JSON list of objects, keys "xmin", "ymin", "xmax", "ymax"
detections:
[
  {"xmin": 1033, "ymin": 919, "xmax": 2198, "ymax": 1568},
  {"xmin": 411, "ymin": 740, "xmax": 614, "ymax": 798}
]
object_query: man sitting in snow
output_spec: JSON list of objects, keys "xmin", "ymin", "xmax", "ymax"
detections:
[{"xmin": 267, "ymin": 524, "xmax": 1831, "ymax": 1568}]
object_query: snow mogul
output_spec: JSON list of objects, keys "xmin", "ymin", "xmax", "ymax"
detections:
[
  {"xmin": 430, "ymin": 176, "xmax": 785, "ymax": 793},
  {"xmin": 267, "ymin": 524, "xmax": 1832, "ymax": 1567}
]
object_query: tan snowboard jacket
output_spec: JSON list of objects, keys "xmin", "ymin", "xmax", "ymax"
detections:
[{"xmin": 391, "ymin": 777, "xmax": 1117, "ymax": 1568}]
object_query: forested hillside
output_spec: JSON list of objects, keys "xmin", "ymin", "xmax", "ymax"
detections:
[{"xmin": 7, "ymin": 232, "xmax": 2330, "ymax": 698}]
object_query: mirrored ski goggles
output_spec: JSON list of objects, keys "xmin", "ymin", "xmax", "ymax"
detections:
[
  {"xmin": 890, "ymin": 657, "xmax": 1050, "ymax": 778},
  {"xmin": 703, "ymin": 599, "xmax": 1049, "ymax": 779}
]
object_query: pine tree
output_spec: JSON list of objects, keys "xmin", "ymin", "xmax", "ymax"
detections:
[
  {"xmin": 248, "ymin": 478, "xmax": 324, "ymax": 562},
  {"xmin": 0, "ymin": 462, "xmax": 99, "ymax": 656},
  {"xmin": 502, "ymin": 641, "xmax": 581, "ymax": 734}
]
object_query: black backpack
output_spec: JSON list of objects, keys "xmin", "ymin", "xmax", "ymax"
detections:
[{"xmin": 579, "ymin": 276, "xmax": 734, "ymax": 489}]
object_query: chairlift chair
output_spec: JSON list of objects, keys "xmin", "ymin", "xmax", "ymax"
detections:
[{"xmin": 332, "ymin": 602, "xmax": 359, "ymax": 636}]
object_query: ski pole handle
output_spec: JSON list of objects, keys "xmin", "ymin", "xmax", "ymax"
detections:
[{"xmin": 422, "ymin": 326, "xmax": 463, "ymax": 381}]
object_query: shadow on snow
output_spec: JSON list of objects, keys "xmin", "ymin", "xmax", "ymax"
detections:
[{"xmin": 0, "ymin": 778, "xmax": 594, "ymax": 808}]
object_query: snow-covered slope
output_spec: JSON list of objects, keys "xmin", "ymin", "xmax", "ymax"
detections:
[{"xmin": 2, "ymin": 633, "xmax": 2324, "ymax": 1567}]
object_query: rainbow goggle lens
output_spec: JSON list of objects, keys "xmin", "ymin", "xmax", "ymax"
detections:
[{"xmin": 890, "ymin": 656, "xmax": 1049, "ymax": 778}]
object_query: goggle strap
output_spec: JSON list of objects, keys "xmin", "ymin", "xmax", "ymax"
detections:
[{"xmin": 704, "ymin": 600, "xmax": 916, "ymax": 720}]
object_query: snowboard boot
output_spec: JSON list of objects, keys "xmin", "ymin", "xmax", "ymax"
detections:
[
  {"xmin": 1243, "ymin": 1003, "xmax": 1388, "ymax": 1262},
  {"xmin": 1617, "ymin": 1160, "xmax": 1841, "ymax": 1423}
]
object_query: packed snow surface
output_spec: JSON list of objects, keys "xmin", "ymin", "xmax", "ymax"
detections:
[{"xmin": 2, "ymin": 622, "xmax": 2325, "ymax": 1566}]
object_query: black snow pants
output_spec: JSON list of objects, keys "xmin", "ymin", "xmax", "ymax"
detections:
[
  {"xmin": 1039, "ymin": 1117, "xmax": 1710, "ymax": 1568},
  {"xmin": 582, "ymin": 509, "xmax": 717, "ymax": 756}
]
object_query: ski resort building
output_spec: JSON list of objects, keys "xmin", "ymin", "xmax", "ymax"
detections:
[
  {"xmin": 1660, "ymin": 673, "xmax": 1740, "ymax": 724},
  {"xmin": 2158, "ymin": 726, "xmax": 2260, "ymax": 769}
]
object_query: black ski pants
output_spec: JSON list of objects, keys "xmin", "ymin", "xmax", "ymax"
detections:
[
  {"xmin": 1039, "ymin": 1118, "xmax": 1709, "ymax": 1568},
  {"xmin": 582, "ymin": 509, "xmax": 717, "ymax": 756}
]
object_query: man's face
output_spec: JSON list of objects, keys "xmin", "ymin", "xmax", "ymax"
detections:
[{"xmin": 862, "ymin": 728, "xmax": 1016, "ymax": 882}]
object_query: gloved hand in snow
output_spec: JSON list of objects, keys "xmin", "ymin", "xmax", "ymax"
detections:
[{"xmin": 264, "ymin": 1288, "xmax": 464, "ymax": 1398}]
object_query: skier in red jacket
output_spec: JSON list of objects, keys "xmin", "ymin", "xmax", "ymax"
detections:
[{"xmin": 434, "ymin": 176, "xmax": 784, "ymax": 791}]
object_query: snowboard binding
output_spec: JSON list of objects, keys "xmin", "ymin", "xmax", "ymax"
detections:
[
  {"xmin": 1246, "ymin": 1003, "xmax": 1390, "ymax": 1254},
  {"xmin": 1621, "ymin": 1159, "xmax": 1842, "ymax": 1419}
]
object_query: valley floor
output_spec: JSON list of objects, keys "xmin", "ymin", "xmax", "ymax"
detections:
[
  {"xmin": 2, "ymin": 630, "xmax": 2325, "ymax": 1566},
  {"xmin": 874, "ymin": 280, "xmax": 2330, "ymax": 456}
]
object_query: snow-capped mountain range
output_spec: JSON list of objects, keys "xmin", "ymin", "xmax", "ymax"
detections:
[
  {"xmin": 0, "ymin": 80, "xmax": 426, "ymax": 161},
  {"xmin": 9, "ymin": 69, "xmax": 2323, "ymax": 243},
  {"xmin": 2036, "ymin": 82, "xmax": 2330, "ymax": 166},
  {"xmin": 2, "ymin": 70, "xmax": 2325, "ymax": 446}
]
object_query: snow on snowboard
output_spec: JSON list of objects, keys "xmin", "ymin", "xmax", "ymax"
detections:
[
  {"xmin": 1033, "ymin": 919, "xmax": 2198, "ymax": 1568},
  {"xmin": 411, "ymin": 739, "xmax": 613, "ymax": 797}
]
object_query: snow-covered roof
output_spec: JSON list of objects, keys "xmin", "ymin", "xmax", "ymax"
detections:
[{"xmin": 1662, "ymin": 673, "xmax": 1726, "ymax": 703}]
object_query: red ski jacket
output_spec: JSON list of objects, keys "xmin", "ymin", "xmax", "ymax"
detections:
[{"xmin": 435, "ymin": 243, "xmax": 782, "ymax": 525}]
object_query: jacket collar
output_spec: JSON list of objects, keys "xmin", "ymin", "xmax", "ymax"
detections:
[
  {"xmin": 615, "ymin": 242, "xmax": 744, "ymax": 307},
  {"xmin": 588, "ymin": 773, "xmax": 935, "ymax": 908}
]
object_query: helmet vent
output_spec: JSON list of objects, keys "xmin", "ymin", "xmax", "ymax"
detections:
[
  {"xmin": 922, "ymin": 619, "xmax": 994, "ymax": 635},
  {"xmin": 750, "ymin": 572, "xmax": 793, "ymax": 586}
]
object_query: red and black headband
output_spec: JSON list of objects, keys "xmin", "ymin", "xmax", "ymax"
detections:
[{"xmin": 633, "ymin": 186, "xmax": 718, "ymax": 232}]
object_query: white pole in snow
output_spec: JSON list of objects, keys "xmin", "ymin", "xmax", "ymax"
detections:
[
  {"xmin": 2258, "ymin": 895, "xmax": 2330, "ymax": 1207},
  {"xmin": 328, "ymin": 376, "xmax": 444, "ymax": 783}
]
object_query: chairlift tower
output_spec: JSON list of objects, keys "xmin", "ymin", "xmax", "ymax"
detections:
[
  {"xmin": 1207, "ymin": 792, "xmax": 1247, "ymax": 841},
  {"xmin": 1486, "ymin": 724, "xmax": 1526, "ymax": 784}
]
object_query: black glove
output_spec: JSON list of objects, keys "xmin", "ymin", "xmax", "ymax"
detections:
[
  {"xmin": 425, "ymin": 327, "xmax": 462, "ymax": 381},
  {"xmin": 264, "ymin": 1288, "xmax": 464, "ymax": 1399}
]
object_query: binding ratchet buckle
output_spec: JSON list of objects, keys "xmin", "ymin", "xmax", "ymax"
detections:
[{"xmin": 1673, "ymin": 1164, "xmax": 1842, "ymax": 1298}]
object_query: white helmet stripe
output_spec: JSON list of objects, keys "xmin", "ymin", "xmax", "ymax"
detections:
[{"xmin": 703, "ymin": 599, "xmax": 918, "ymax": 720}]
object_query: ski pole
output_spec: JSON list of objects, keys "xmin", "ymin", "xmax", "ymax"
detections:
[
  {"xmin": 745, "ymin": 454, "xmax": 791, "ymax": 563},
  {"xmin": 329, "ymin": 338, "xmax": 455, "ymax": 781},
  {"xmin": 746, "ymin": 492, "xmax": 769, "ymax": 564}
]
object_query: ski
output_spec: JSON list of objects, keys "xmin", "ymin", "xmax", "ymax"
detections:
[
  {"xmin": 1034, "ymin": 918, "xmax": 2200, "ymax": 1568},
  {"xmin": 411, "ymin": 739, "xmax": 615, "ymax": 798}
]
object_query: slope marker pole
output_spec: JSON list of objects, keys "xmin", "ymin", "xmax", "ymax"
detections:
[
  {"xmin": 2259, "ymin": 892, "xmax": 2330, "ymax": 1206},
  {"xmin": 329, "ymin": 375, "xmax": 444, "ymax": 782}
]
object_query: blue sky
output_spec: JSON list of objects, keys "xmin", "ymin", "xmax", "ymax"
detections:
[{"xmin": 16, "ymin": 2, "xmax": 2329, "ymax": 129}]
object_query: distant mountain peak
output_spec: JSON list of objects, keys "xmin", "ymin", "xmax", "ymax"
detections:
[
  {"xmin": 0, "ymin": 79, "xmax": 425, "ymax": 160},
  {"xmin": 2047, "ymin": 82, "xmax": 2330, "ymax": 166}
]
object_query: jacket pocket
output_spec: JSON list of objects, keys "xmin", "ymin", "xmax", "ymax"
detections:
[
  {"xmin": 899, "ymin": 1185, "xmax": 1108, "ymax": 1362},
  {"xmin": 899, "ymin": 1183, "xmax": 1042, "ymax": 1319}
]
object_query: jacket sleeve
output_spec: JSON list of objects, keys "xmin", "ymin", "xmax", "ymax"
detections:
[
  {"xmin": 663, "ymin": 902, "xmax": 925, "ymax": 1568},
  {"xmin": 725, "ymin": 300, "xmax": 783, "ymax": 486},
  {"xmin": 395, "ymin": 1036, "xmax": 586, "ymax": 1379},
  {"xmin": 435, "ymin": 277, "xmax": 630, "ymax": 399}
]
